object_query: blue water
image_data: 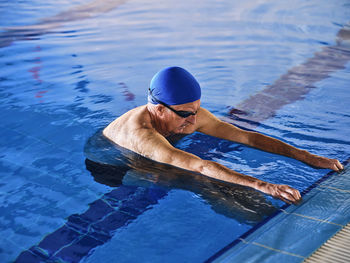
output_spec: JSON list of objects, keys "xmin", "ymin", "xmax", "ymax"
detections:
[{"xmin": 1, "ymin": 0, "xmax": 350, "ymax": 262}]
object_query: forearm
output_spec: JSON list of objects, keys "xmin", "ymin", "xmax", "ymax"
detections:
[
  {"xmin": 208, "ymin": 121, "xmax": 313, "ymax": 163},
  {"xmin": 199, "ymin": 160, "xmax": 268, "ymax": 191},
  {"xmin": 155, "ymin": 148, "xmax": 301, "ymax": 203},
  {"xmin": 163, "ymin": 149, "xmax": 266, "ymax": 190},
  {"xmin": 248, "ymin": 132, "xmax": 309, "ymax": 162},
  {"xmin": 246, "ymin": 132, "xmax": 344, "ymax": 171},
  {"xmin": 199, "ymin": 159, "xmax": 301, "ymax": 203}
]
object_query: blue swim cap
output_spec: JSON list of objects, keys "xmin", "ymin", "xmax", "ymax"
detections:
[{"xmin": 148, "ymin": 66, "xmax": 201, "ymax": 105}]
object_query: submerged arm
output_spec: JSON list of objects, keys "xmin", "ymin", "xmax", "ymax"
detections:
[
  {"xmin": 131, "ymin": 128, "xmax": 301, "ymax": 203},
  {"xmin": 240, "ymin": 130, "xmax": 343, "ymax": 171},
  {"xmin": 197, "ymin": 108, "xmax": 343, "ymax": 172}
]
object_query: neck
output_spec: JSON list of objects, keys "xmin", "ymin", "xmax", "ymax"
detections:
[{"xmin": 147, "ymin": 104, "xmax": 172, "ymax": 137}]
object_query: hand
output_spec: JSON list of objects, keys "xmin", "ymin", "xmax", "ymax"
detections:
[
  {"xmin": 308, "ymin": 155, "xmax": 344, "ymax": 172},
  {"xmin": 265, "ymin": 183, "xmax": 301, "ymax": 204}
]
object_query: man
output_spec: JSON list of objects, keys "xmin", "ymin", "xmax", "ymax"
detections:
[{"xmin": 103, "ymin": 66, "xmax": 343, "ymax": 203}]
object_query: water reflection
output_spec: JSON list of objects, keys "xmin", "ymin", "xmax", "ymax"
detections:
[
  {"xmin": 227, "ymin": 23, "xmax": 350, "ymax": 130},
  {"xmin": 0, "ymin": 0, "xmax": 126, "ymax": 48},
  {"xmin": 84, "ymin": 131, "xmax": 277, "ymax": 225}
]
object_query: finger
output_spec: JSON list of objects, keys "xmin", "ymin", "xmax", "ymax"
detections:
[
  {"xmin": 276, "ymin": 191, "xmax": 292, "ymax": 204},
  {"xmin": 276, "ymin": 190, "xmax": 300, "ymax": 204},
  {"xmin": 335, "ymin": 160, "xmax": 344, "ymax": 171},
  {"xmin": 291, "ymin": 188, "xmax": 301, "ymax": 200},
  {"xmin": 328, "ymin": 161, "xmax": 337, "ymax": 172},
  {"xmin": 280, "ymin": 190, "xmax": 299, "ymax": 204},
  {"xmin": 279, "ymin": 196, "xmax": 292, "ymax": 204},
  {"xmin": 295, "ymin": 189, "xmax": 301, "ymax": 200},
  {"xmin": 332, "ymin": 162, "xmax": 341, "ymax": 172},
  {"xmin": 283, "ymin": 186, "xmax": 301, "ymax": 200},
  {"xmin": 288, "ymin": 189, "xmax": 301, "ymax": 203}
]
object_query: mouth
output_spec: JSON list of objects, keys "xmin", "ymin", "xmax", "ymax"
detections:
[{"xmin": 177, "ymin": 125, "xmax": 187, "ymax": 132}]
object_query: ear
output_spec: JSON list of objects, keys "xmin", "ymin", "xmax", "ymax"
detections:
[{"xmin": 155, "ymin": 104, "xmax": 166, "ymax": 117}]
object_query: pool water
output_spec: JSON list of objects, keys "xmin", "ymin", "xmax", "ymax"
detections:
[{"xmin": 1, "ymin": 0, "xmax": 350, "ymax": 262}]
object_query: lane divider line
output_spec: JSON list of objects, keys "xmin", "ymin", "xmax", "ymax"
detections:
[
  {"xmin": 279, "ymin": 209, "xmax": 345, "ymax": 227},
  {"xmin": 239, "ymin": 238, "xmax": 306, "ymax": 260}
]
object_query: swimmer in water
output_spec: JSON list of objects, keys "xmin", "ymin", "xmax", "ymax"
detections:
[{"xmin": 103, "ymin": 66, "xmax": 343, "ymax": 204}]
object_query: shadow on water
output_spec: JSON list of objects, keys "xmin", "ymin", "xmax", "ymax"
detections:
[
  {"xmin": 0, "ymin": 0, "xmax": 126, "ymax": 48},
  {"xmin": 84, "ymin": 131, "xmax": 277, "ymax": 225}
]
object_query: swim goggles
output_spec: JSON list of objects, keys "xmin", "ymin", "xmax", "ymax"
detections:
[{"xmin": 148, "ymin": 88, "xmax": 198, "ymax": 118}]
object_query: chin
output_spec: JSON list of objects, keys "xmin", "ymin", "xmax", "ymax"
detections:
[
  {"xmin": 172, "ymin": 127, "xmax": 183, "ymax": 133},
  {"xmin": 177, "ymin": 125, "xmax": 188, "ymax": 133}
]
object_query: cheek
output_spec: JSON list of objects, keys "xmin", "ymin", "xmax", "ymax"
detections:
[
  {"xmin": 188, "ymin": 115, "xmax": 196, "ymax": 123},
  {"xmin": 170, "ymin": 114, "xmax": 182, "ymax": 123},
  {"xmin": 179, "ymin": 118, "xmax": 187, "ymax": 125},
  {"xmin": 173, "ymin": 118, "xmax": 186, "ymax": 128}
]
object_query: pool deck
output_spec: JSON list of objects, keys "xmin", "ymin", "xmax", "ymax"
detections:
[{"xmin": 210, "ymin": 160, "xmax": 350, "ymax": 263}]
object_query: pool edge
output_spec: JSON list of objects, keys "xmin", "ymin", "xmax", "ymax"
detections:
[{"xmin": 207, "ymin": 158, "xmax": 350, "ymax": 263}]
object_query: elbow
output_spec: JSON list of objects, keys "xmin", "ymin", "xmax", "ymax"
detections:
[
  {"xmin": 196, "ymin": 160, "xmax": 207, "ymax": 174},
  {"xmin": 197, "ymin": 160, "xmax": 223, "ymax": 178},
  {"xmin": 179, "ymin": 157, "xmax": 208, "ymax": 175}
]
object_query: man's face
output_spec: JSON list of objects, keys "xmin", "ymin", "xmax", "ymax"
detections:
[{"xmin": 163, "ymin": 99, "xmax": 201, "ymax": 134}]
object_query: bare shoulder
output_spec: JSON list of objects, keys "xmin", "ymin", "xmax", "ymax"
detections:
[
  {"xmin": 195, "ymin": 107, "xmax": 222, "ymax": 131},
  {"xmin": 103, "ymin": 105, "xmax": 175, "ymax": 160},
  {"xmin": 103, "ymin": 105, "xmax": 152, "ymax": 148}
]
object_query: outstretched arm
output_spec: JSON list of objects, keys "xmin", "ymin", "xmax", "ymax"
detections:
[
  {"xmin": 129, "ymin": 128, "xmax": 301, "ymax": 204},
  {"xmin": 197, "ymin": 108, "xmax": 344, "ymax": 172}
]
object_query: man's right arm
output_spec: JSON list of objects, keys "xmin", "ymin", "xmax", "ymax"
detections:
[{"xmin": 131, "ymin": 128, "xmax": 301, "ymax": 204}]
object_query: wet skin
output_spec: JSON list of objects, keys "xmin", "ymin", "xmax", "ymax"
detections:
[{"xmin": 103, "ymin": 100, "xmax": 343, "ymax": 204}]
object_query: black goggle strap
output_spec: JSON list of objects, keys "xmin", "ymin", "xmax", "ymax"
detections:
[{"xmin": 148, "ymin": 88, "xmax": 197, "ymax": 118}]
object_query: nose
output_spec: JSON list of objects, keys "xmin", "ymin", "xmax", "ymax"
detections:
[{"xmin": 186, "ymin": 114, "xmax": 196, "ymax": 124}]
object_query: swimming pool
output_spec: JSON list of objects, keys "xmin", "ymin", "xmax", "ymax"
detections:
[{"xmin": 1, "ymin": 0, "xmax": 350, "ymax": 262}]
